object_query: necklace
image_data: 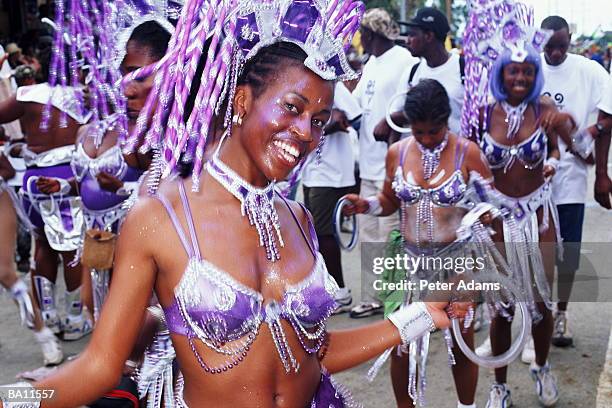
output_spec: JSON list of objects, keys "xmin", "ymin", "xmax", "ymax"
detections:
[
  {"xmin": 205, "ymin": 154, "xmax": 284, "ymax": 262},
  {"xmin": 416, "ymin": 133, "xmax": 448, "ymax": 180},
  {"xmin": 501, "ymin": 101, "xmax": 528, "ymax": 140},
  {"xmin": 415, "ymin": 133, "xmax": 449, "ymax": 249}
]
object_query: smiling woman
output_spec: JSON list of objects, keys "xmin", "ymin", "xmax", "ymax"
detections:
[{"xmin": 0, "ymin": 1, "xmax": 470, "ymax": 407}]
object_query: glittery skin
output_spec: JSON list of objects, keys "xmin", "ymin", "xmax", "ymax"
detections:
[{"xmin": 156, "ymin": 180, "xmax": 339, "ymax": 375}]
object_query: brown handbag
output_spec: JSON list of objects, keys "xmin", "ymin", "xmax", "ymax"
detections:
[{"xmin": 81, "ymin": 229, "xmax": 117, "ymax": 270}]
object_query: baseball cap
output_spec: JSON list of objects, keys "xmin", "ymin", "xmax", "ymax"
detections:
[
  {"xmin": 406, "ymin": 7, "xmax": 450, "ymax": 41},
  {"xmin": 361, "ymin": 8, "xmax": 400, "ymax": 41},
  {"xmin": 6, "ymin": 43, "xmax": 22, "ymax": 55}
]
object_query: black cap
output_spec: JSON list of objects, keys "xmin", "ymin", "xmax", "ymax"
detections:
[{"xmin": 406, "ymin": 7, "xmax": 450, "ymax": 41}]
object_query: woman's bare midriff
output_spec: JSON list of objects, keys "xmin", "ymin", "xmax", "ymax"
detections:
[
  {"xmin": 172, "ymin": 320, "xmax": 322, "ymax": 408},
  {"xmin": 492, "ymin": 164, "xmax": 546, "ymax": 198}
]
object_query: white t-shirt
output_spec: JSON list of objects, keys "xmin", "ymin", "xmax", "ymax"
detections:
[
  {"xmin": 302, "ymin": 82, "xmax": 361, "ymax": 188},
  {"xmin": 541, "ymin": 53, "xmax": 611, "ymax": 205},
  {"xmin": 353, "ymin": 46, "xmax": 418, "ymax": 181},
  {"xmin": 393, "ymin": 52, "xmax": 465, "ymax": 135}
]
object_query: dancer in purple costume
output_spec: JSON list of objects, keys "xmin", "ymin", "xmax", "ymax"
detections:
[
  {"xmin": 341, "ymin": 79, "xmax": 493, "ymax": 408},
  {"xmin": 0, "ymin": 54, "xmax": 92, "ymax": 343},
  {"xmin": 0, "ymin": 148, "xmax": 63, "ymax": 366},
  {"xmin": 461, "ymin": 2, "xmax": 575, "ymax": 406},
  {"xmin": 0, "ymin": 1, "xmax": 473, "ymax": 407}
]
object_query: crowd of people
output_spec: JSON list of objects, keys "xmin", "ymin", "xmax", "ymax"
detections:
[{"xmin": 0, "ymin": 0, "xmax": 611, "ymax": 407}]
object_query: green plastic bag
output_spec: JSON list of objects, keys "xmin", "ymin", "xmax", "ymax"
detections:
[{"xmin": 379, "ymin": 229, "xmax": 409, "ymax": 317}]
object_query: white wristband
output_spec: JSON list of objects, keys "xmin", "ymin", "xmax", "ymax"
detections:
[
  {"xmin": 544, "ymin": 157, "xmax": 559, "ymax": 172},
  {"xmin": 57, "ymin": 178, "xmax": 71, "ymax": 195},
  {"xmin": 365, "ymin": 195, "xmax": 382, "ymax": 216},
  {"xmin": 388, "ymin": 302, "xmax": 436, "ymax": 346}
]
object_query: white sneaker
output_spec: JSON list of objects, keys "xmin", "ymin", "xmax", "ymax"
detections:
[
  {"xmin": 521, "ymin": 335, "xmax": 535, "ymax": 364},
  {"xmin": 42, "ymin": 310, "xmax": 62, "ymax": 335},
  {"xmin": 552, "ymin": 311, "xmax": 573, "ymax": 347},
  {"xmin": 476, "ymin": 337, "xmax": 493, "ymax": 358},
  {"xmin": 530, "ymin": 361, "xmax": 559, "ymax": 407},
  {"xmin": 485, "ymin": 383, "xmax": 513, "ymax": 408},
  {"xmin": 333, "ymin": 287, "xmax": 352, "ymax": 315},
  {"xmin": 62, "ymin": 314, "xmax": 93, "ymax": 341},
  {"xmin": 34, "ymin": 327, "xmax": 63, "ymax": 366}
]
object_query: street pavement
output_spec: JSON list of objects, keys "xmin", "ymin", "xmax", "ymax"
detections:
[{"xmin": 1, "ymin": 166, "xmax": 611, "ymax": 407}]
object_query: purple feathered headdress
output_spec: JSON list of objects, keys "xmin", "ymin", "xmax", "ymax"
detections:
[
  {"xmin": 460, "ymin": 0, "xmax": 551, "ymax": 140},
  {"xmin": 121, "ymin": 0, "xmax": 364, "ymax": 191}
]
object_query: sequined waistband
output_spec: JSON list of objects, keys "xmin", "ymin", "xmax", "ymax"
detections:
[{"xmin": 23, "ymin": 145, "xmax": 75, "ymax": 168}]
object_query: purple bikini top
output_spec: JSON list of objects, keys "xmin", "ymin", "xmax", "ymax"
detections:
[
  {"xmin": 156, "ymin": 180, "xmax": 338, "ymax": 373},
  {"xmin": 393, "ymin": 138, "xmax": 468, "ymax": 207},
  {"xmin": 480, "ymin": 103, "xmax": 547, "ymax": 172}
]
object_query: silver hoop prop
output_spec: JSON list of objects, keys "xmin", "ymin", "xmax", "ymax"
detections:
[
  {"xmin": 385, "ymin": 92, "xmax": 413, "ymax": 134},
  {"xmin": 451, "ymin": 200, "xmax": 531, "ymax": 368},
  {"xmin": 333, "ymin": 198, "xmax": 358, "ymax": 251},
  {"xmin": 451, "ymin": 274, "xmax": 531, "ymax": 368}
]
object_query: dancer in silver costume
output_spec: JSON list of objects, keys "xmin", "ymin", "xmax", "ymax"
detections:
[
  {"xmin": 342, "ymin": 79, "xmax": 494, "ymax": 408},
  {"xmin": 0, "ymin": 148, "xmax": 63, "ymax": 366},
  {"xmin": 0, "ymin": 1, "xmax": 472, "ymax": 407},
  {"xmin": 0, "ymin": 58, "xmax": 93, "ymax": 342},
  {"xmin": 460, "ymin": 1, "xmax": 575, "ymax": 406}
]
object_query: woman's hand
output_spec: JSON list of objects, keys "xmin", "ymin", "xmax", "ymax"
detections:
[
  {"xmin": 542, "ymin": 163, "xmax": 556, "ymax": 178},
  {"xmin": 340, "ymin": 194, "xmax": 370, "ymax": 216},
  {"xmin": 424, "ymin": 301, "xmax": 472, "ymax": 330},
  {"xmin": 36, "ymin": 176, "xmax": 61, "ymax": 194},
  {"xmin": 97, "ymin": 171, "xmax": 123, "ymax": 193}
]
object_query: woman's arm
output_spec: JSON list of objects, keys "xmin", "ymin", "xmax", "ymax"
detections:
[
  {"xmin": 23, "ymin": 199, "xmax": 160, "ymax": 407},
  {"xmin": 0, "ymin": 153, "xmax": 16, "ymax": 180},
  {"xmin": 0, "ymin": 95, "xmax": 25, "ymax": 124},
  {"xmin": 341, "ymin": 141, "xmax": 402, "ymax": 217},
  {"xmin": 464, "ymin": 139, "xmax": 493, "ymax": 183},
  {"xmin": 320, "ymin": 301, "xmax": 457, "ymax": 374}
]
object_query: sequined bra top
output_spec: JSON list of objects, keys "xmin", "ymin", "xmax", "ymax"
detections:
[
  {"xmin": 71, "ymin": 144, "xmax": 127, "ymax": 182},
  {"xmin": 479, "ymin": 103, "xmax": 547, "ymax": 172},
  {"xmin": 392, "ymin": 138, "xmax": 469, "ymax": 207},
  {"xmin": 157, "ymin": 181, "xmax": 338, "ymax": 374}
]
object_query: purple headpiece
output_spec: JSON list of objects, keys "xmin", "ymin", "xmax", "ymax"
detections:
[
  {"xmin": 122, "ymin": 0, "xmax": 364, "ymax": 191},
  {"xmin": 460, "ymin": 0, "xmax": 551, "ymax": 140}
]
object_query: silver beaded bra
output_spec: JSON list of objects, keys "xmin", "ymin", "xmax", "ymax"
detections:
[{"xmin": 156, "ymin": 180, "xmax": 339, "ymax": 374}]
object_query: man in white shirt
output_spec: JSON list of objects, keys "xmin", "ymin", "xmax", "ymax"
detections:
[
  {"xmin": 302, "ymin": 82, "xmax": 361, "ymax": 314},
  {"xmin": 375, "ymin": 7, "xmax": 465, "ymax": 142},
  {"xmin": 351, "ymin": 8, "xmax": 418, "ymax": 318},
  {"xmin": 594, "ymin": 73, "xmax": 612, "ymax": 209},
  {"xmin": 540, "ymin": 15, "xmax": 612, "ymax": 347}
]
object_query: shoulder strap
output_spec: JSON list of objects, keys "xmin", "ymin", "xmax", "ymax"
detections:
[
  {"xmin": 454, "ymin": 138, "xmax": 469, "ymax": 170},
  {"xmin": 153, "ymin": 191, "xmax": 195, "ymax": 258},
  {"xmin": 399, "ymin": 139, "xmax": 411, "ymax": 167},
  {"xmin": 408, "ymin": 62, "xmax": 421, "ymax": 86},
  {"xmin": 459, "ymin": 54, "xmax": 466, "ymax": 85},
  {"xmin": 178, "ymin": 179, "xmax": 202, "ymax": 260},
  {"xmin": 277, "ymin": 193, "xmax": 318, "ymax": 256}
]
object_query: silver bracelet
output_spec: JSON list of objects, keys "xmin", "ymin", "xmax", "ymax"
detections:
[
  {"xmin": 388, "ymin": 302, "xmax": 436, "ymax": 346},
  {"xmin": 570, "ymin": 128, "xmax": 594, "ymax": 159},
  {"xmin": 0, "ymin": 382, "xmax": 41, "ymax": 408},
  {"xmin": 365, "ymin": 195, "xmax": 382, "ymax": 216}
]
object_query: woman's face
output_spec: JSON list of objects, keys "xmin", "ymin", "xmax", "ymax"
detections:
[
  {"xmin": 411, "ymin": 120, "xmax": 447, "ymax": 149},
  {"xmin": 238, "ymin": 64, "xmax": 334, "ymax": 183},
  {"xmin": 502, "ymin": 61, "xmax": 536, "ymax": 102},
  {"xmin": 120, "ymin": 41, "xmax": 159, "ymax": 123}
]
